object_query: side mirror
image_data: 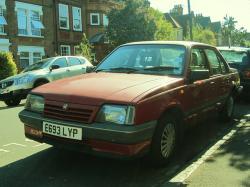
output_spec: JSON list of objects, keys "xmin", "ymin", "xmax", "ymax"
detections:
[
  {"xmin": 86, "ymin": 66, "xmax": 96, "ymax": 73},
  {"xmin": 189, "ymin": 69, "xmax": 210, "ymax": 83},
  {"xmin": 50, "ymin": 65, "xmax": 60, "ymax": 71}
]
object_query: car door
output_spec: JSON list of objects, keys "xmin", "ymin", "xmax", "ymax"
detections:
[
  {"xmin": 49, "ymin": 57, "xmax": 70, "ymax": 81},
  {"xmin": 204, "ymin": 48, "xmax": 230, "ymax": 106},
  {"xmin": 185, "ymin": 47, "xmax": 215, "ymax": 120},
  {"xmin": 67, "ymin": 57, "xmax": 86, "ymax": 77}
]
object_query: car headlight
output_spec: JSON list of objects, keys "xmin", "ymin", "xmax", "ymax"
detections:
[
  {"xmin": 15, "ymin": 75, "xmax": 33, "ymax": 85},
  {"xmin": 25, "ymin": 94, "xmax": 44, "ymax": 113},
  {"xmin": 96, "ymin": 105, "xmax": 135, "ymax": 125}
]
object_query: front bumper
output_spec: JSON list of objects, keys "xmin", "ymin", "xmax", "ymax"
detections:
[
  {"xmin": 0, "ymin": 88, "xmax": 31, "ymax": 101},
  {"xmin": 19, "ymin": 110, "xmax": 157, "ymax": 158}
]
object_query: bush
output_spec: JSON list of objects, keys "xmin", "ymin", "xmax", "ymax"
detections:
[{"xmin": 0, "ymin": 52, "xmax": 17, "ymax": 80}]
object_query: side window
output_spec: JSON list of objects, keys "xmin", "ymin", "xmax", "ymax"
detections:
[
  {"xmin": 218, "ymin": 56, "xmax": 227, "ymax": 74},
  {"xmin": 190, "ymin": 48, "xmax": 208, "ymax": 70},
  {"xmin": 79, "ymin": 58, "xmax": 86, "ymax": 64},
  {"xmin": 205, "ymin": 49, "xmax": 222, "ymax": 75},
  {"xmin": 53, "ymin": 58, "xmax": 68, "ymax": 68},
  {"xmin": 68, "ymin": 57, "xmax": 81, "ymax": 66}
]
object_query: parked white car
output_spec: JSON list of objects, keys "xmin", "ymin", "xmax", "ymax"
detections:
[{"xmin": 0, "ymin": 56, "xmax": 93, "ymax": 106}]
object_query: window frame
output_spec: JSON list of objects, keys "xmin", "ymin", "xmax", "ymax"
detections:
[
  {"xmin": 18, "ymin": 45, "xmax": 45, "ymax": 69},
  {"xmin": 68, "ymin": 57, "xmax": 82, "ymax": 66},
  {"xmin": 72, "ymin": 6, "xmax": 82, "ymax": 31},
  {"xmin": 0, "ymin": 5, "xmax": 6, "ymax": 35},
  {"xmin": 52, "ymin": 57, "xmax": 68, "ymax": 68},
  {"xmin": 204, "ymin": 48, "xmax": 229, "ymax": 76},
  {"xmin": 103, "ymin": 14, "xmax": 109, "ymax": 27},
  {"xmin": 16, "ymin": 2, "xmax": 44, "ymax": 37},
  {"xmin": 60, "ymin": 45, "xmax": 71, "ymax": 56},
  {"xmin": 90, "ymin": 13, "xmax": 100, "ymax": 26},
  {"xmin": 19, "ymin": 52, "xmax": 30, "ymax": 69},
  {"xmin": 74, "ymin": 45, "xmax": 81, "ymax": 55},
  {"xmin": 59, "ymin": 3, "xmax": 69, "ymax": 30}
]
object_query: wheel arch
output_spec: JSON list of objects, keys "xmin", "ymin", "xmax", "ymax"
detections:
[
  {"xmin": 158, "ymin": 105, "xmax": 185, "ymax": 134},
  {"xmin": 33, "ymin": 78, "xmax": 50, "ymax": 88}
]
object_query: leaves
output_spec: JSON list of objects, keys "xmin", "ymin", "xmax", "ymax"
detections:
[
  {"xmin": 106, "ymin": 0, "xmax": 175, "ymax": 47},
  {"xmin": 186, "ymin": 25, "xmax": 217, "ymax": 45},
  {"xmin": 0, "ymin": 52, "xmax": 17, "ymax": 80},
  {"xmin": 77, "ymin": 33, "xmax": 93, "ymax": 62},
  {"xmin": 222, "ymin": 15, "xmax": 248, "ymax": 47}
]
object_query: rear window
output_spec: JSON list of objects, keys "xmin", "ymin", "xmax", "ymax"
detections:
[{"xmin": 220, "ymin": 50, "xmax": 249, "ymax": 64}]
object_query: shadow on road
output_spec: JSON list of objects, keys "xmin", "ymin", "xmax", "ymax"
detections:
[
  {"xmin": 0, "ymin": 103, "xmax": 25, "ymax": 111},
  {"xmin": 0, "ymin": 103, "xmax": 248, "ymax": 187}
]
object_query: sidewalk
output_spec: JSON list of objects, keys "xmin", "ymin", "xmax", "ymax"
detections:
[{"xmin": 183, "ymin": 122, "xmax": 250, "ymax": 187}]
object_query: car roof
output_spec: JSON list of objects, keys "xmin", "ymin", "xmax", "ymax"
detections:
[
  {"xmin": 121, "ymin": 41, "xmax": 214, "ymax": 48},
  {"xmin": 217, "ymin": 46, "xmax": 250, "ymax": 52},
  {"xmin": 53, "ymin": 56, "xmax": 86, "ymax": 59}
]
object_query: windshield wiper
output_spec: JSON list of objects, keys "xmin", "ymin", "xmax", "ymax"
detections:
[
  {"xmin": 143, "ymin": 66, "xmax": 179, "ymax": 71},
  {"xmin": 108, "ymin": 67, "xmax": 139, "ymax": 73}
]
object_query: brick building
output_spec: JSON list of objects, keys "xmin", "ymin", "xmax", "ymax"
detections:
[{"xmin": 0, "ymin": 0, "xmax": 118, "ymax": 70}]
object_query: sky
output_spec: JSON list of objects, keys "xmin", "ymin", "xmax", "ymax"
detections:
[{"xmin": 149, "ymin": 0, "xmax": 250, "ymax": 32}]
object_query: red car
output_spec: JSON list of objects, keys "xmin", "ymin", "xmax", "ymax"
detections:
[{"xmin": 19, "ymin": 41, "xmax": 241, "ymax": 165}]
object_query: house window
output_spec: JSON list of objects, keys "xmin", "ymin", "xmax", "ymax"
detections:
[
  {"xmin": 60, "ymin": 45, "xmax": 71, "ymax": 56},
  {"xmin": 103, "ymin": 14, "xmax": 109, "ymax": 27},
  {"xmin": 72, "ymin": 7, "xmax": 82, "ymax": 31},
  {"xmin": 33, "ymin": 52, "xmax": 42, "ymax": 63},
  {"xmin": 31, "ymin": 11, "xmax": 44, "ymax": 36},
  {"xmin": 0, "ymin": 39, "xmax": 11, "ymax": 52},
  {"xmin": 59, "ymin": 4, "xmax": 69, "ymax": 29},
  {"xmin": 0, "ymin": 6, "xmax": 7, "ymax": 34},
  {"xmin": 74, "ymin": 45, "xmax": 81, "ymax": 55},
  {"xmin": 90, "ymin": 13, "xmax": 100, "ymax": 25},
  {"xmin": 20, "ymin": 51, "xmax": 43, "ymax": 68},
  {"xmin": 16, "ymin": 2, "xmax": 44, "ymax": 37},
  {"xmin": 18, "ymin": 45, "xmax": 45, "ymax": 69},
  {"xmin": 20, "ymin": 52, "xmax": 30, "ymax": 69}
]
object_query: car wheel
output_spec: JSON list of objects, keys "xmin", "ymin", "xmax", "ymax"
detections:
[
  {"xmin": 220, "ymin": 95, "xmax": 235, "ymax": 122},
  {"xmin": 4, "ymin": 98, "xmax": 21, "ymax": 107},
  {"xmin": 149, "ymin": 114, "xmax": 180, "ymax": 166}
]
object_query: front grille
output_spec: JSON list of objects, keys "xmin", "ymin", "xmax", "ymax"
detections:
[
  {"xmin": 0, "ymin": 80, "xmax": 14, "ymax": 89},
  {"xmin": 44, "ymin": 100, "xmax": 98, "ymax": 124}
]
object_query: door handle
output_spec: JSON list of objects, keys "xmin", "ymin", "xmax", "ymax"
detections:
[{"xmin": 210, "ymin": 81, "xmax": 215, "ymax": 85}]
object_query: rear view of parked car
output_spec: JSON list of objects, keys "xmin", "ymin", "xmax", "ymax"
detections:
[
  {"xmin": 218, "ymin": 47, "xmax": 250, "ymax": 97},
  {"xmin": 0, "ymin": 56, "xmax": 93, "ymax": 106}
]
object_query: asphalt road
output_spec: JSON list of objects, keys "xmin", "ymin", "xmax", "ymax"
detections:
[{"xmin": 0, "ymin": 100, "xmax": 249, "ymax": 187}]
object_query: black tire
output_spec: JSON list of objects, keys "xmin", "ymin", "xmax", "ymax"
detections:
[
  {"xmin": 148, "ymin": 114, "xmax": 181, "ymax": 166},
  {"xmin": 34, "ymin": 80, "xmax": 48, "ymax": 88},
  {"xmin": 4, "ymin": 98, "xmax": 21, "ymax": 107},
  {"xmin": 220, "ymin": 95, "xmax": 235, "ymax": 122}
]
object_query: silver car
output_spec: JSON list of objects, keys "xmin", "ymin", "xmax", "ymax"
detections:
[{"xmin": 0, "ymin": 56, "xmax": 93, "ymax": 106}]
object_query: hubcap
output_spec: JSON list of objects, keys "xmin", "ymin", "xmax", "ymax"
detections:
[
  {"xmin": 227, "ymin": 97, "xmax": 234, "ymax": 117},
  {"xmin": 160, "ymin": 123, "xmax": 176, "ymax": 158}
]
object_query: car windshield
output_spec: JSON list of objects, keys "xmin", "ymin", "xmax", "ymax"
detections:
[
  {"xmin": 220, "ymin": 50, "xmax": 250, "ymax": 64},
  {"xmin": 22, "ymin": 58, "xmax": 53, "ymax": 73},
  {"xmin": 96, "ymin": 44, "xmax": 186, "ymax": 76}
]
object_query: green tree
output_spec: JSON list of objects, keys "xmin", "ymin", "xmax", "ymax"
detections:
[
  {"xmin": 77, "ymin": 33, "xmax": 93, "ymax": 61},
  {"xmin": 0, "ymin": 52, "xmax": 17, "ymax": 80},
  {"xmin": 231, "ymin": 27, "xmax": 248, "ymax": 46},
  {"xmin": 222, "ymin": 15, "xmax": 237, "ymax": 46},
  {"xmin": 106, "ymin": 0, "xmax": 175, "ymax": 47},
  {"xmin": 186, "ymin": 25, "xmax": 217, "ymax": 45}
]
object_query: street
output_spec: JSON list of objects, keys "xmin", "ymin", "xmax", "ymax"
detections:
[{"xmin": 0, "ymin": 101, "xmax": 249, "ymax": 187}]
